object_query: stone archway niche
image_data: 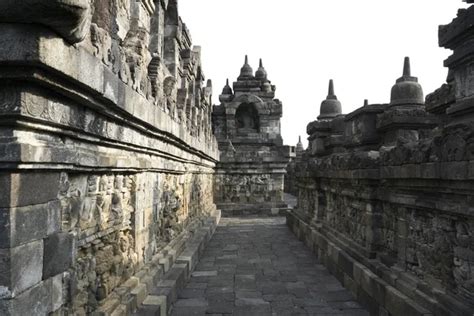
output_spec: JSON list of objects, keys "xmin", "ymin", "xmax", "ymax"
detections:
[{"xmin": 235, "ymin": 103, "xmax": 259, "ymax": 132}]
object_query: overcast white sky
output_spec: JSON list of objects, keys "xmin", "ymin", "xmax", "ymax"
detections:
[{"xmin": 179, "ymin": 0, "xmax": 469, "ymax": 147}]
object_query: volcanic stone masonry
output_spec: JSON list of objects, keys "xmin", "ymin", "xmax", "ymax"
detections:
[
  {"xmin": 287, "ymin": 2, "xmax": 474, "ymax": 316},
  {"xmin": 0, "ymin": 0, "xmax": 220, "ymax": 315},
  {"xmin": 212, "ymin": 57, "xmax": 292, "ymax": 216}
]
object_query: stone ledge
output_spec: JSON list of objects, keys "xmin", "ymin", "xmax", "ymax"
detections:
[
  {"xmin": 286, "ymin": 210, "xmax": 473, "ymax": 316},
  {"xmin": 94, "ymin": 209, "xmax": 221, "ymax": 316},
  {"xmin": 0, "ymin": 24, "xmax": 219, "ymax": 162}
]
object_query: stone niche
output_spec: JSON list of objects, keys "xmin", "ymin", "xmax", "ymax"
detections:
[
  {"xmin": 288, "ymin": 3, "xmax": 474, "ymax": 315},
  {"xmin": 235, "ymin": 103, "xmax": 260, "ymax": 132},
  {"xmin": 213, "ymin": 57, "xmax": 292, "ymax": 216},
  {"xmin": 0, "ymin": 0, "xmax": 218, "ymax": 315}
]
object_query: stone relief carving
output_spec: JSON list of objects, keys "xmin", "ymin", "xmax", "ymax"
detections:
[
  {"xmin": 72, "ymin": 230, "xmax": 138, "ymax": 313},
  {"xmin": 59, "ymin": 173, "xmax": 136, "ymax": 232},
  {"xmin": 452, "ymin": 220, "xmax": 474, "ymax": 302},
  {"xmin": 116, "ymin": 0, "xmax": 131, "ymax": 40},
  {"xmin": 0, "ymin": 86, "xmax": 20, "ymax": 113},
  {"xmin": 379, "ymin": 204, "xmax": 397, "ymax": 256},
  {"xmin": 454, "ymin": 62, "xmax": 474, "ymax": 99},
  {"xmin": 325, "ymin": 193, "xmax": 367, "ymax": 248},
  {"xmin": 123, "ymin": 28, "xmax": 151, "ymax": 94},
  {"xmin": 163, "ymin": 76, "xmax": 177, "ymax": 117},
  {"xmin": 218, "ymin": 174, "xmax": 271, "ymax": 203},
  {"xmin": 406, "ymin": 211, "xmax": 455, "ymax": 288},
  {"xmin": 90, "ymin": 23, "xmax": 112, "ymax": 66},
  {"xmin": 57, "ymin": 172, "xmax": 141, "ymax": 313},
  {"xmin": 22, "ymin": 91, "xmax": 46, "ymax": 117},
  {"xmin": 158, "ymin": 176, "xmax": 183, "ymax": 242}
]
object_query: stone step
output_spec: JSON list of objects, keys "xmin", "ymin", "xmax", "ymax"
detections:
[{"xmin": 130, "ymin": 209, "xmax": 221, "ymax": 316}]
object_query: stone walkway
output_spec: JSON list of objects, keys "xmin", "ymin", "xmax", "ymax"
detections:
[{"xmin": 170, "ymin": 217, "xmax": 368, "ymax": 316}]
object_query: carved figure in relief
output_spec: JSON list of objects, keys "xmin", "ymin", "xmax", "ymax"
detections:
[
  {"xmin": 164, "ymin": 76, "xmax": 177, "ymax": 117},
  {"xmin": 90, "ymin": 23, "xmax": 112, "ymax": 66},
  {"xmin": 116, "ymin": 0, "xmax": 130, "ymax": 40},
  {"xmin": 80, "ymin": 175, "xmax": 98, "ymax": 228},
  {"xmin": 123, "ymin": 28, "xmax": 151, "ymax": 93},
  {"xmin": 59, "ymin": 173, "xmax": 88, "ymax": 229},
  {"xmin": 159, "ymin": 180, "xmax": 183, "ymax": 241},
  {"xmin": 97, "ymin": 175, "xmax": 112, "ymax": 229}
]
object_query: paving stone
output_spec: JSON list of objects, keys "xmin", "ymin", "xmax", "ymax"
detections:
[
  {"xmin": 261, "ymin": 283, "xmax": 288, "ymax": 295},
  {"xmin": 177, "ymin": 288, "xmax": 205, "ymax": 299},
  {"xmin": 170, "ymin": 217, "xmax": 367, "ymax": 315},
  {"xmin": 206, "ymin": 300, "xmax": 234, "ymax": 314},
  {"xmin": 205, "ymin": 291, "xmax": 234, "ymax": 301},
  {"xmin": 206, "ymin": 286, "xmax": 234, "ymax": 294},
  {"xmin": 303, "ymin": 306, "xmax": 344, "ymax": 314},
  {"xmin": 293, "ymin": 297, "xmax": 328, "ymax": 307},
  {"xmin": 271, "ymin": 305, "xmax": 308, "ymax": 315},
  {"xmin": 235, "ymin": 298, "xmax": 269, "ymax": 306},
  {"xmin": 328, "ymin": 300, "xmax": 364, "ymax": 310},
  {"xmin": 170, "ymin": 306, "xmax": 207, "ymax": 316},
  {"xmin": 233, "ymin": 305, "xmax": 272, "ymax": 316},
  {"xmin": 191, "ymin": 270, "xmax": 217, "ymax": 277},
  {"xmin": 235, "ymin": 290, "xmax": 262, "ymax": 299},
  {"xmin": 186, "ymin": 282, "xmax": 207, "ymax": 289},
  {"xmin": 317, "ymin": 290, "xmax": 356, "ymax": 302},
  {"xmin": 174, "ymin": 298, "xmax": 207, "ymax": 307},
  {"xmin": 288, "ymin": 287, "xmax": 310, "ymax": 298}
]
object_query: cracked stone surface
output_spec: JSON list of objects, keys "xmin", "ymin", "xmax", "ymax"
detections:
[{"xmin": 171, "ymin": 217, "xmax": 369, "ymax": 316}]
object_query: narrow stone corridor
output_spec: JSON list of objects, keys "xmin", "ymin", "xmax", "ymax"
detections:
[{"xmin": 170, "ymin": 217, "xmax": 369, "ymax": 316}]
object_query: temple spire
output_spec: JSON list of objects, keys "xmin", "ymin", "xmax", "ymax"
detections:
[
  {"xmin": 221, "ymin": 78, "xmax": 232, "ymax": 95},
  {"xmin": 390, "ymin": 56, "xmax": 424, "ymax": 106},
  {"xmin": 255, "ymin": 58, "xmax": 268, "ymax": 80},
  {"xmin": 296, "ymin": 135, "xmax": 304, "ymax": 152},
  {"xmin": 403, "ymin": 56, "xmax": 411, "ymax": 77},
  {"xmin": 318, "ymin": 79, "xmax": 342, "ymax": 120},
  {"xmin": 238, "ymin": 55, "xmax": 254, "ymax": 80},
  {"xmin": 327, "ymin": 79, "xmax": 337, "ymax": 100},
  {"xmin": 328, "ymin": 79, "xmax": 334, "ymax": 96}
]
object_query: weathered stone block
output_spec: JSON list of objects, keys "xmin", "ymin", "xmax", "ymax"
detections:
[
  {"xmin": 51, "ymin": 274, "xmax": 64, "ymax": 312},
  {"xmin": 357, "ymin": 287, "xmax": 379, "ymax": 316},
  {"xmin": 143, "ymin": 295, "xmax": 166, "ymax": 316},
  {"xmin": 0, "ymin": 209, "xmax": 10, "ymax": 249},
  {"xmin": 338, "ymin": 251, "xmax": 354, "ymax": 278},
  {"xmin": 385, "ymin": 286, "xmax": 431, "ymax": 316},
  {"xmin": 0, "ymin": 279, "xmax": 53, "ymax": 316},
  {"xmin": 131, "ymin": 283, "xmax": 147, "ymax": 306},
  {"xmin": 0, "ymin": 201, "xmax": 61, "ymax": 248},
  {"xmin": 43, "ymin": 233, "xmax": 76, "ymax": 279},
  {"xmin": 0, "ymin": 240, "xmax": 43, "ymax": 298},
  {"xmin": 0, "ymin": 173, "xmax": 61, "ymax": 208}
]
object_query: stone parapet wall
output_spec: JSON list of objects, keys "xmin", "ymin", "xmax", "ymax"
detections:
[
  {"xmin": 289, "ymin": 4, "xmax": 474, "ymax": 316},
  {"xmin": 0, "ymin": 0, "xmax": 218, "ymax": 315}
]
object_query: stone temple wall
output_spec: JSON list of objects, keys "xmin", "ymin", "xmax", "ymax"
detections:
[
  {"xmin": 288, "ymin": 4, "xmax": 474, "ymax": 316},
  {"xmin": 0, "ymin": 0, "xmax": 219, "ymax": 315}
]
